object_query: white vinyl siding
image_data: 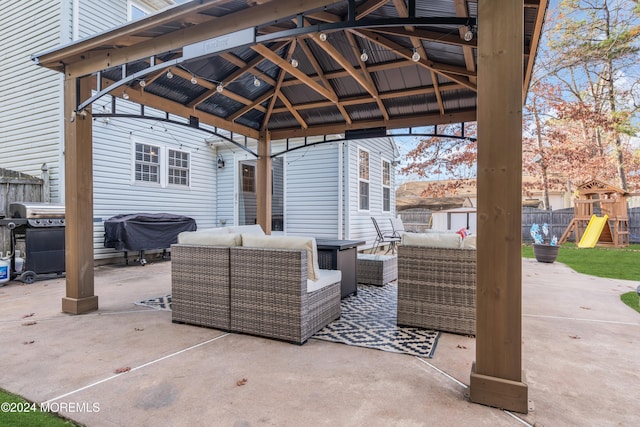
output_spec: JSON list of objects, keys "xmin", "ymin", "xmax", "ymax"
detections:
[
  {"xmin": 285, "ymin": 143, "xmax": 339, "ymax": 238},
  {"xmin": 92, "ymin": 98, "xmax": 217, "ymax": 260},
  {"xmin": 78, "ymin": 0, "xmax": 127, "ymax": 37},
  {"xmin": 347, "ymin": 138, "xmax": 397, "ymax": 249},
  {"xmin": 0, "ymin": 0, "xmax": 66, "ymax": 202}
]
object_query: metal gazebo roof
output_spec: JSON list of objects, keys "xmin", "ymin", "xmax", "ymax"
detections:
[{"xmin": 32, "ymin": 0, "xmax": 547, "ymax": 142}]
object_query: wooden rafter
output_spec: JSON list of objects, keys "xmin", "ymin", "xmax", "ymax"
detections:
[
  {"xmin": 343, "ymin": 31, "xmax": 389, "ymax": 120},
  {"xmin": 454, "ymin": 0, "xmax": 477, "ymax": 85},
  {"xmin": 353, "ymin": 29, "xmax": 477, "ymax": 91},
  {"xmin": 229, "ymin": 91, "xmax": 273, "ymax": 122},
  {"xmin": 391, "ymin": 0, "xmax": 446, "ymax": 115},
  {"xmin": 260, "ymin": 41, "xmax": 298, "ymax": 131},
  {"xmin": 298, "ymin": 38, "xmax": 352, "ymax": 124},
  {"xmin": 369, "ymin": 27, "xmax": 476, "ymax": 49},
  {"xmin": 187, "ymin": 41, "xmax": 287, "ymax": 109},
  {"xmin": 356, "ymin": 0, "xmax": 388, "ymax": 20},
  {"xmin": 251, "ymin": 43, "xmax": 338, "ymax": 103},
  {"xmin": 102, "ymin": 77, "xmax": 259, "ymax": 139}
]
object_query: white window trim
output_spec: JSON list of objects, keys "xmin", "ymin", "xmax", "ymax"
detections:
[
  {"xmin": 131, "ymin": 139, "xmax": 162, "ymax": 187},
  {"xmin": 130, "ymin": 136, "xmax": 192, "ymax": 189},
  {"xmin": 127, "ymin": 0, "xmax": 152, "ymax": 21},
  {"xmin": 358, "ymin": 147, "xmax": 370, "ymax": 212},
  {"xmin": 381, "ymin": 158, "xmax": 391, "ymax": 212},
  {"xmin": 167, "ymin": 148, "xmax": 191, "ymax": 188}
]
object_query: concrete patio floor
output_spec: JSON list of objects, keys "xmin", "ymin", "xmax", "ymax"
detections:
[{"xmin": 0, "ymin": 257, "xmax": 638, "ymax": 426}]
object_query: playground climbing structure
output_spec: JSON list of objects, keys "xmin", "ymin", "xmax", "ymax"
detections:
[{"xmin": 559, "ymin": 179, "xmax": 629, "ymax": 248}]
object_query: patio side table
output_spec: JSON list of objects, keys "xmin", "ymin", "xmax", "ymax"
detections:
[
  {"xmin": 315, "ymin": 239, "xmax": 366, "ymax": 299},
  {"xmin": 357, "ymin": 254, "xmax": 397, "ymax": 286}
]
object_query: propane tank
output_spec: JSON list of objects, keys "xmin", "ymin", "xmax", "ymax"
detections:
[
  {"xmin": 14, "ymin": 250, "xmax": 24, "ymax": 273},
  {"xmin": 0, "ymin": 253, "xmax": 10, "ymax": 285}
]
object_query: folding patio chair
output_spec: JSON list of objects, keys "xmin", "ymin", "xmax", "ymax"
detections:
[
  {"xmin": 371, "ymin": 217, "xmax": 401, "ymax": 254},
  {"xmin": 389, "ymin": 217, "xmax": 406, "ymax": 238}
]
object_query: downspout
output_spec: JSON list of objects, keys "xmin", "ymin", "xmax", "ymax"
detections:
[
  {"xmin": 337, "ymin": 142, "xmax": 343, "ymax": 239},
  {"xmin": 344, "ymin": 141, "xmax": 351, "ymax": 239}
]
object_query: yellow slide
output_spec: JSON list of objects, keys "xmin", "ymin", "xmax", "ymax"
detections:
[{"xmin": 578, "ymin": 215, "xmax": 609, "ymax": 248}]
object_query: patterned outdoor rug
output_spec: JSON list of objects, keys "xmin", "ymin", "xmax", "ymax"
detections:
[
  {"xmin": 135, "ymin": 294, "xmax": 172, "ymax": 311},
  {"xmin": 312, "ymin": 283, "xmax": 440, "ymax": 358}
]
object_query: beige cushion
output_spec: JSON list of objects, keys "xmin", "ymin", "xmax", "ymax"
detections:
[
  {"xmin": 461, "ymin": 234, "xmax": 477, "ymax": 249},
  {"xmin": 241, "ymin": 234, "xmax": 319, "ymax": 281},
  {"xmin": 307, "ymin": 269, "xmax": 341, "ymax": 293},
  {"xmin": 178, "ymin": 231, "xmax": 241, "ymax": 246},
  {"xmin": 402, "ymin": 232, "xmax": 462, "ymax": 249},
  {"xmin": 227, "ymin": 224, "xmax": 265, "ymax": 235}
]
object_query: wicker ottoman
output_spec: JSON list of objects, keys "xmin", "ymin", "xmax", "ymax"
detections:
[{"xmin": 357, "ymin": 254, "xmax": 397, "ymax": 286}]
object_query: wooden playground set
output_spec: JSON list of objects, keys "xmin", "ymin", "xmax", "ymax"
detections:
[{"xmin": 559, "ymin": 179, "xmax": 630, "ymax": 248}]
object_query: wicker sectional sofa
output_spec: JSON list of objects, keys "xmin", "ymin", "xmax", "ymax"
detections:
[
  {"xmin": 171, "ymin": 225, "xmax": 342, "ymax": 344},
  {"xmin": 397, "ymin": 232, "xmax": 477, "ymax": 335}
]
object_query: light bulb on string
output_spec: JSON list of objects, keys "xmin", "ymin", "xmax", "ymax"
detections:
[
  {"xmin": 463, "ymin": 29, "xmax": 474, "ymax": 42},
  {"xmin": 216, "ymin": 83, "xmax": 224, "ymax": 93},
  {"xmin": 290, "ymin": 58, "xmax": 299, "ymax": 68},
  {"xmin": 253, "ymin": 76, "xmax": 261, "ymax": 87},
  {"xmin": 166, "ymin": 70, "xmax": 173, "ymax": 79},
  {"xmin": 191, "ymin": 75, "xmax": 198, "ymax": 85},
  {"xmin": 122, "ymin": 90, "xmax": 129, "ymax": 100},
  {"xmin": 411, "ymin": 49, "xmax": 421, "ymax": 62},
  {"xmin": 319, "ymin": 32, "xmax": 327, "ymax": 41},
  {"xmin": 139, "ymin": 79, "xmax": 146, "ymax": 88},
  {"xmin": 360, "ymin": 49, "xmax": 368, "ymax": 62}
]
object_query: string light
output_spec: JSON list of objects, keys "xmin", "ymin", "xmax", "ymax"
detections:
[
  {"xmin": 360, "ymin": 49, "xmax": 368, "ymax": 62},
  {"xmin": 139, "ymin": 79, "xmax": 146, "ymax": 87},
  {"xmin": 253, "ymin": 76, "xmax": 261, "ymax": 87},
  {"xmin": 319, "ymin": 32, "xmax": 327, "ymax": 41},
  {"xmin": 463, "ymin": 29, "xmax": 474, "ymax": 41},
  {"xmin": 191, "ymin": 75, "xmax": 198, "ymax": 85},
  {"xmin": 166, "ymin": 70, "xmax": 173, "ymax": 79},
  {"xmin": 290, "ymin": 58, "xmax": 299, "ymax": 68},
  {"xmin": 216, "ymin": 83, "xmax": 224, "ymax": 93},
  {"xmin": 411, "ymin": 49, "xmax": 421, "ymax": 62},
  {"xmin": 122, "ymin": 90, "xmax": 129, "ymax": 100}
]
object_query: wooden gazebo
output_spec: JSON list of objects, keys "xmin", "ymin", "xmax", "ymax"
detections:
[
  {"xmin": 560, "ymin": 179, "xmax": 630, "ymax": 247},
  {"xmin": 31, "ymin": 0, "xmax": 548, "ymax": 413}
]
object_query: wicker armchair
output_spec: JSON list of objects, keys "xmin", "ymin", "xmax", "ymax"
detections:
[
  {"xmin": 230, "ymin": 247, "xmax": 341, "ymax": 344},
  {"xmin": 397, "ymin": 245, "xmax": 476, "ymax": 335},
  {"xmin": 171, "ymin": 244, "xmax": 231, "ymax": 331}
]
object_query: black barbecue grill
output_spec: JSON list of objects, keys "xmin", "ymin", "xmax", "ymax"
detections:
[
  {"xmin": 103, "ymin": 213, "xmax": 196, "ymax": 265},
  {"xmin": 0, "ymin": 202, "xmax": 66, "ymax": 283}
]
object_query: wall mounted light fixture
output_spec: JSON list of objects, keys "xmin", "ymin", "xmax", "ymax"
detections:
[{"xmin": 217, "ymin": 154, "xmax": 225, "ymax": 168}]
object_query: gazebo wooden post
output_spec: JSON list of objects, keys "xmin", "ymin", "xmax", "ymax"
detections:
[
  {"xmin": 470, "ymin": 0, "xmax": 528, "ymax": 414},
  {"xmin": 61, "ymin": 76, "xmax": 98, "ymax": 314},
  {"xmin": 256, "ymin": 130, "xmax": 272, "ymax": 234}
]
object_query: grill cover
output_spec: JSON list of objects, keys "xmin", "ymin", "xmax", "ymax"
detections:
[{"xmin": 104, "ymin": 213, "xmax": 196, "ymax": 251}]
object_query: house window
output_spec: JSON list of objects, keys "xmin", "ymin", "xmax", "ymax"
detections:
[
  {"xmin": 135, "ymin": 143, "xmax": 160, "ymax": 183},
  {"xmin": 359, "ymin": 149, "xmax": 369, "ymax": 210},
  {"xmin": 382, "ymin": 160, "xmax": 391, "ymax": 212},
  {"xmin": 128, "ymin": 1, "xmax": 149, "ymax": 20},
  {"xmin": 242, "ymin": 164, "xmax": 255, "ymax": 193},
  {"xmin": 168, "ymin": 149, "xmax": 189, "ymax": 186}
]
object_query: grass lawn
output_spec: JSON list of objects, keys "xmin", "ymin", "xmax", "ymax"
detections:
[
  {"xmin": 0, "ymin": 389, "xmax": 78, "ymax": 426},
  {"xmin": 620, "ymin": 292, "xmax": 640, "ymax": 314},
  {"xmin": 522, "ymin": 243, "xmax": 640, "ymax": 281}
]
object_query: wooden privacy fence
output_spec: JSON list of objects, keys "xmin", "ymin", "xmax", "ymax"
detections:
[{"xmin": 0, "ymin": 167, "xmax": 47, "ymax": 255}]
